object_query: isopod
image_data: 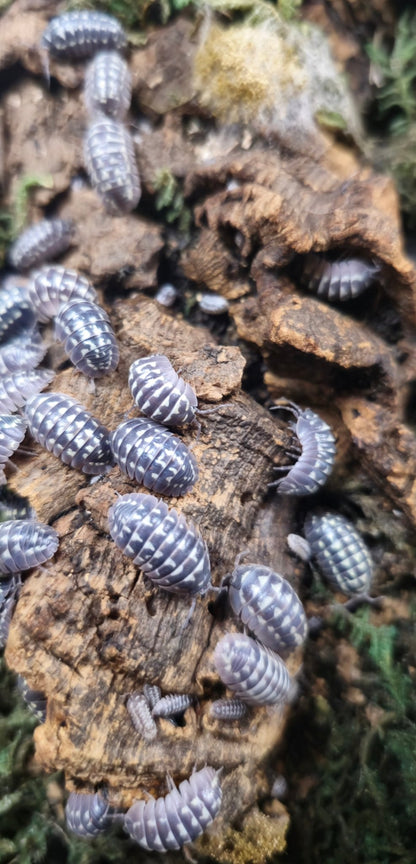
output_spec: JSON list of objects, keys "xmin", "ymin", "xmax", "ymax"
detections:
[
  {"xmin": 65, "ymin": 791, "xmax": 114, "ymax": 837},
  {"xmin": 110, "ymin": 418, "xmax": 198, "ymax": 496},
  {"xmin": 227, "ymin": 563, "xmax": 307, "ymax": 653},
  {"xmin": 299, "ymin": 253, "xmax": 380, "ymax": 302},
  {"xmin": 84, "ymin": 51, "xmax": 132, "ymax": 120},
  {"xmin": 84, "ymin": 117, "xmax": 141, "ymax": 214},
  {"xmin": 0, "ymin": 519, "xmax": 58, "ymax": 575},
  {"xmin": 0, "ymin": 368, "xmax": 55, "ymax": 414},
  {"xmin": 0, "ymin": 415, "xmax": 27, "ymax": 475},
  {"xmin": 24, "ymin": 392, "xmax": 114, "ymax": 475},
  {"xmin": 198, "ymin": 293, "xmax": 230, "ymax": 315},
  {"xmin": 8, "ymin": 218, "xmax": 74, "ymax": 272},
  {"xmin": 41, "ymin": 10, "xmax": 127, "ymax": 60},
  {"xmin": 270, "ymin": 401, "xmax": 336, "ymax": 495},
  {"xmin": 124, "ymin": 766, "xmax": 222, "ymax": 852},
  {"xmin": 126, "ymin": 692, "xmax": 157, "ymax": 742},
  {"xmin": 155, "ymin": 283, "xmax": 178, "ymax": 308},
  {"xmin": 209, "ymin": 698, "xmax": 248, "ymax": 721},
  {"xmin": 128, "ymin": 355, "xmax": 198, "ymax": 427},
  {"xmin": 0, "ymin": 281, "xmax": 35, "ymax": 344},
  {"xmin": 0, "ymin": 489, "xmax": 36, "ymax": 522},
  {"xmin": 214, "ymin": 632, "xmax": 292, "ymax": 706},
  {"xmin": 0, "ymin": 329, "xmax": 47, "ymax": 375},
  {"xmin": 54, "ymin": 298, "xmax": 119, "ymax": 378},
  {"xmin": 108, "ymin": 492, "xmax": 211, "ymax": 595},
  {"xmin": 17, "ymin": 676, "xmax": 47, "ymax": 723},
  {"xmin": 151, "ymin": 693, "xmax": 194, "ymax": 719},
  {"xmin": 0, "ymin": 573, "xmax": 21, "ymax": 649},
  {"xmin": 303, "ymin": 511, "xmax": 373, "ymax": 597},
  {"xmin": 27, "ymin": 266, "xmax": 97, "ymax": 323},
  {"xmin": 142, "ymin": 683, "xmax": 162, "ymax": 709}
]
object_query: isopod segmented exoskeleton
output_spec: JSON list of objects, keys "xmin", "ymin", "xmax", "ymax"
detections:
[
  {"xmin": 270, "ymin": 401, "xmax": 336, "ymax": 495},
  {"xmin": 41, "ymin": 10, "xmax": 127, "ymax": 60},
  {"xmin": 209, "ymin": 698, "xmax": 248, "ymax": 721},
  {"xmin": 8, "ymin": 218, "xmax": 74, "ymax": 272},
  {"xmin": 299, "ymin": 253, "xmax": 380, "ymax": 303},
  {"xmin": 0, "ymin": 573, "xmax": 21, "ymax": 649},
  {"xmin": 0, "ymin": 519, "xmax": 58, "ymax": 575},
  {"xmin": 214, "ymin": 632, "xmax": 292, "ymax": 706},
  {"xmin": 0, "ymin": 329, "xmax": 47, "ymax": 375},
  {"xmin": 142, "ymin": 683, "xmax": 162, "ymax": 710},
  {"xmin": 110, "ymin": 418, "xmax": 198, "ymax": 496},
  {"xmin": 198, "ymin": 293, "xmax": 230, "ymax": 315},
  {"xmin": 124, "ymin": 766, "xmax": 222, "ymax": 852},
  {"xmin": 0, "ymin": 281, "xmax": 35, "ymax": 345},
  {"xmin": 126, "ymin": 692, "xmax": 157, "ymax": 742},
  {"xmin": 27, "ymin": 266, "xmax": 98, "ymax": 323},
  {"xmin": 0, "ymin": 415, "xmax": 27, "ymax": 478},
  {"xmin": 108, "ymin": 492, "xmax": 211, "ymax": 596},
  {"xmin": 84, "ymin": 117, "xmax": 141, "ymax": 214},
  {"xmin": 54, "ymin": 298, "xmax": 119, "ymax": 378},
  {"xmin": 128, "ymin": 355, "xmax": 198, "ymax": 427},
  {"xmin": 0, "ymin": 368, "xmax": 55, "ymax": 414},
  {"xmin": 151, "ymin": 693, "xmax": 194, "ymax": 719},
  {"xmin": 16, "ymin": 675, "xmax": 47, "ymax": 723},
  {"xmin": 65, "ymin": 790, "xmax": 114, "ymax": 837},
  {"xmin": 227, "ymin": 562, "xmax": 307, "ymax": 654},
  {"xmin": 303, "ymin": 511, "xmax": 373, "ymax": 597},
  {"xmin": 84, "ymin": 51, "xmax": 132, "ymax": 120},
  {"xmin": 24, "ymin": 392, "xmax": 114, "ymax": 475},
  {"xmin": 0, "ymin": 489, "xmax": 36, "ymax": 522}
]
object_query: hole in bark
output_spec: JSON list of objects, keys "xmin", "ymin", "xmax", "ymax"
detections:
[
  {"xmin": 208, "ymin": 588, "xmax": 229, "ymax": 620},
  {"xmin": 108, "ymin": 608, "xmax": 119, "ymax": 620},
  {"xmin": 144, "ymin": 593, "xmax": 158, "ymax": 617},
  {"xmin": 240, "ymin": 491, "xmax": 253, "ymax": 504}
]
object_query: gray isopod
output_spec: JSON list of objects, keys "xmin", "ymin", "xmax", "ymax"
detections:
[
  {"xmin": 124, "ymin": 766, "xmax": 222, "ymax": 852},
  {"xmin": 155, "ymin": 284, "xmax": 178, "ymax": 308},
  {"xmin": 198, "ymin": 294, "xmax": 230, "ymax": 315},
  {"xmin": 300, "ymin": 253, "xmax": 380, "ymax": 302},
  {"xmin": 303, "ymin": 511, "xmax": 373, "ymax": 597},
  {"xmin": 270, "ymin": 401, "xmax": 336, "ymax": 495},
  {"xmin": 0, "ymin": 489, "xmax": 36, "ymax": 522},
  {"xmin": 84, "ymin": 117, "xmax": 141, "ymax": 214},
  {"xmin": 151, "ymin": 693, "xmax": 194, "ymax": 719},
  {"xmin": 84, "ymin": 51, "xmax": 132, "ymax": 120},
  {"xmin": 0, "ymin": 415, "xmax": 27, "ymax": 474},
  {"xmin": 16, "ymin": 676, "xmax": 47, "ymax": 723},
  {"xmin": 227, "ymin": 563, "xmax": 307, "ymax": 654},
  {"xmin": 0, "ymin": 368, "xmax": 55, "ymax": 414},
  {"xmin": 214, "ymin": 632, "xmax": 292, "ymax": 706},
  {"xmin": 65, "ymin": 791, "xmax": 114, "ymax": 837},
  {"xmin": 110, "ymin": 418, "xmax": 198, "ymax": 496},
  {"xmin": 27, "ymin": 266, "xmax": 97, "ymax": 323},
  {"xmin": 126, "ymin": 692, "xmax": 157, "ymax": 741},
  {"xmin": 143, "ymin": 683, "xmax": 162, "ymax": 709},
  {"xmin": 209, "ymin": 698, "xmax": 248, "ymax": 721},
  {"xmin": 24, "ymin": 392, "xmax": 114, "ymax": 475},
  {"xmin": 128, "ymin": 355, "xmax": 198, "ymax": 427},
  {"xmin": 0, "ymin": 329, "xmax": 47, "ymax": 375},
  {"xmin": 54, "ymin": 298, "xmax": 119, "ymax": 378},
  {"xmin": 0, "ymin": 519, "xmax": 58, "ymax": 575},
  {"xmin": 0, "ymin": 281, "xmax": 35, "ymax": 345},
  {"xmin": 108, "ymin": 492, "xmax": 211, "ymax": 595},
  {"xmin": 8, "ymin": 218, "xmax": 74, "ymax": 272},
  {"xmin": 0, "ymin": 574, "xmax": 21, "ymax": 649},
  {"xmin": 41, "ymin": 10, "xmax": 127, "ymax": 60}
]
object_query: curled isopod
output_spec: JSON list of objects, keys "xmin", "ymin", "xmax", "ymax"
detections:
[
  {"xmin": 270, "ymin": 401, "xmax": 336, "ymax": 495},
  {"xmin": 214, "ymin": 632, "xmax": 292, "ymax": 706},
  {"xmin": 65, "ymin": 790, "xmax": 114, "ymax": 837},
  {"xmin": 108, "ymin": 492, "xmax": 211, "ymax": 596},
  {"xmin": 0, "ymin": 574, "xmax": 21, "ymax": 649},
  {"xmin": 299, "ymin": 253, "xmax": 380, "ymax": 302},
  {"xmin": 84, "ymin": 117, "xmax": 141, "ymax": 214},
  {"xmin": 151, "ymin": 693, "xmax": 194, "ymax": 719},
  {"xmin": 209, "ymin": 698, "xmax": 247, "ymax": 721},
  {"xmin": 110, "ymin": 418, "xmax": 198, "ymax": 496},
  {"xmin": 25, "ymin": 392, "xmax": 114, "ymax": 475},
  {"xmin": 0, "ymin": 415, "xmax": 27, "ymax": 474},
  {"xmin": 303, "ymin": 511, "xmax": 373, "ymax": 597},
  {"xmin": 126, "ymin": 692, "xmax": 157, "ymax": 742},
  {"xmin": 128, "ymin": 355, "xmax": 198, "ymax": 427},
  {"xmin": 0, "ymin": 519, "xmax": 58, "ymax": 575},
  {"xmin": 198, "ymin": 293, "xmax": 230, "ymax": 315},
  {"xmin": 124, "ymin": 766, "xmax": 222, "ymax": 852},
  {"xmin": 84, "ymin": 51, "xmax": 132, "ymax": 120},
  {"xmin": 227, "ymin": 563, "xmax": 307, "ymax": 654},
  {"xmin": 155, "ymin": 283, "xmax": 178, "ymax": 308},
  {"xmin": 27, "ymin": 266, "xmax": 97, "ymax": 323},
  {"xmin": 16, "ymin": 676, "xmax": 47, "ymax": 723},
  {"xmin": 41, "ymin": 10, "xmax": 127, "ymax": 60},
  {"xmin": 0, "ymin": 281, "xmax": 35, "ymax": 345},
  {"xmin": 0, "ymin": 329, "xmax": 47, "ymax": 375},
  {"xmin": 54, "ymin": 298, "xmax": 119, "ymax": 378},
  {"xmin": 0, "ymin": 368, "xmax": 55, "ymax": 414},
  {"xmin": 8, "ymin": 218, "xmax": 74, "ymax": 272}
]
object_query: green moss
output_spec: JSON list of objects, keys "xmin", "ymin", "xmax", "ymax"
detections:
[{"xmin": 154, "ymin": 168, "xmax": 192, "ymax": 234}]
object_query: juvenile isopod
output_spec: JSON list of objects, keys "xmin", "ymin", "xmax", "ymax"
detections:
[
  {"xmin": 0, "ymin": 329, "xmax": 47, "ymax": 375},
  {"xmin": 214, "ymin": 632, "xmax": 292, "ymax": 707},
  {"xmin": 8, "ymin": 218, "xmax": 74, "ymax": 272},
  {"xmin": 0, "ymin": 519, "xmax": 58, "ymax": 575},
  {"xmin": 108, "ymin": 492, "xmax": 211, "ymax": 596},
  {"xmin": 24, "ymin": 392, "xmax": 114, "ymax": 475},
  {"xmin": 0, "ymin": 281, "xmax": 35, "ymax": 344},
  {"xmin": 303, "ymin": 511, "xmax": 374, "ymax": 597},
  {"xmin": 128, "ymin": 355, "xmax": 198, "ymax": 427},
  {"xmin": 155, "ymin": 283, "xmax": 178, "ymax": 308},
  {"xmin": 198, "ymin": 293, "xmax": 230, "ymax": 315},
  {"xmin": 54, "ymin": 298, "xmax": 119, "ymax": 378},
  {"xmin": 0, "ymin": 368, "xmax": 55, "ymax": 414},
  {"xmin": 227, "ymin": 562, "xmax": 307, "ymax": 654},
  {"xmin": 151, "ymin": 693, "xmax": 194, "ymax": 719},
  {"xmin": 84, "ymin": 117, "xmax": 141, "ymax": 214},
  {"xmin": 41, "ymin": 10, "xmax": 127, "ymax": 60},
  {"xmin": 27, "ymin": 266, "xmax": 97, "ymax": 323},
  {"xmin": 142, "ymin": 683, "xmax": 162, "ymax": 709},
  {"xmin": 16, "ymin": 676, "xmax": 47, "ymax": 723},
  {"xmin": 126, "ymin": 692, "xmax": 157, "ymax": 742},
  {"xmin": 124, "ymin": 766, "xmax": 222, "ymax": 852},
  {"xmin": 110, "ymin": 418, "xmax": 198, "ymax": 496},
  {"xmin": 0, "ymin": 415, "xmax": 27, "ymax": 477},
  {"xmin": 65, "ymin": 791, "xmax": 114, "ymax": 837},
  {"xmin": 299, "ymin": 253, "xmax": 380, "ymax": 302},
  {"xmin": 84, "ymin": 51, "xmax": 132, "ymax": 120},
  {"xmin": 270, "ymin": 401, "xmax": 336, "ymax": 495},
  {"xmin": 0, "ymin": 573, "xmax": 21, "ymax": 649},
  {"xmin": 209, "ymin": 698, "xmax": 248, "ymax": 721}
]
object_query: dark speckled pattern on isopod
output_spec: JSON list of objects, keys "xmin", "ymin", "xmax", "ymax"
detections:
[
  {"xmin": 300, "ymin": 253, "xmax": 380, "ymax": 302},
  {"xmin": 0, "ymin": 282, "xmax": 35, "ymax": 345},
  {"xmin": 270, "ymin": 401, "xmax": 336, "ymax": 495},
  {"xmin": 0, "ymin": 369, "xmax": 55, "ymax": 414},
  {"xmin": 84, "ymin": 117, "xmax": 141, "ymax": 214},
  {"xmin": 8, "ymin": 218, "xmax": 74, "ymax": 272},
  {"xmin": 304, "ymin": 511, "xmax": 373, "ymax": 596},
  {"xmin": 0, "ymin": 329, "xmax": 47, "ymax": 375},
  {"xmin": 27, "ymin": 266, "xmax": 98, "ymax": 323},
  {"xmin": 41, "ymin": 11, "xmax": 127, "ymax": 60},
  {"xmin": 128, "ymin": 355, "xmax": 198, "ymax": 427},
  {"xmin": 84, "ymin": 51, "xmax": 132, "ymax": 120},
  {"xmin": 24, "ymin": 392, "xmax": 114, "ymax": 475},
  {"xmin": 65, "ymin": 791, "xmax": 114, "ymax": 837},
  {"xmin": 214, "ymin": 632, "xmax": 292, "ymax": 706},
  {"xmin": 54, "ymin": 298, "xmax": 119, "ymax": 378},
  {"xmin": 0, "ymin": 519, "xmax": 59, "ymax": 575}
]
